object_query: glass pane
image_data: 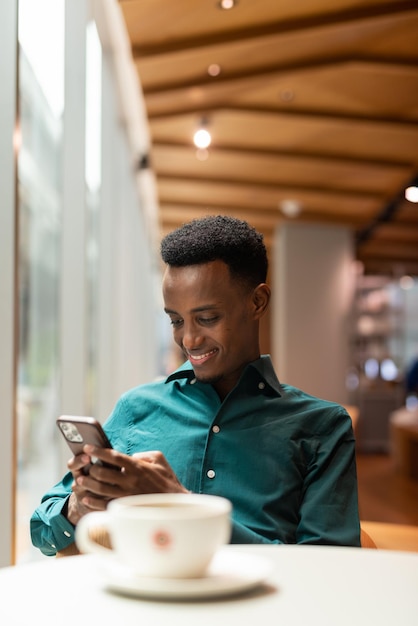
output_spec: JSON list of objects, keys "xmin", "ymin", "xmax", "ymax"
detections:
[{"xmin": 16, "ymin": 0, "xmax": 65, "ymax": 563}]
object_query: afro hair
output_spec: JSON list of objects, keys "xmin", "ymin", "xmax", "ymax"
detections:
[{"xmin": 160, "ymin": 215, "xmax": 268, "ymax": 288}]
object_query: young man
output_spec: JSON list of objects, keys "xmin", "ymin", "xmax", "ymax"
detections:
[{"xmin": 31, "ymin": 215, "xmax": 360, "ymax": 556}]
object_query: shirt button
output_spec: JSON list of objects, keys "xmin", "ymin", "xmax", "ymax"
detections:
[
  {"xmin": 63, "ymin": 531, "xmax": 72, "ymax": 537},
  {"xmin": 212, "ymin": 425, "xmax": 220, "ymax": 433},
  {"xmin": 190, "ymin": 378, "xmax": 197, "ymax": 385},
  {"xmin": 258, "ymin": 382, "xmax": 265, "ymax": 390},
  {"xmin": 207, "ymin": 469, "xmax": 216, "ymax": 479}
]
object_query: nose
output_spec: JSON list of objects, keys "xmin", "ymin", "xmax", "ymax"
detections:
[{"xmin": 181, "ymin": 322, "xmax": 204, "ymax": 351}]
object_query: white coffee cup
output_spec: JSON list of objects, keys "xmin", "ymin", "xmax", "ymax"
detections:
[{"xmin": 75, "ymin": 493, "xmax": 232, "ymax": 578}]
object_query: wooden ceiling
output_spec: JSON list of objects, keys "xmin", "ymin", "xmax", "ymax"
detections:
[{"xmin": 119, "ymin": 0, "xmax": 418, "ymax": 276}]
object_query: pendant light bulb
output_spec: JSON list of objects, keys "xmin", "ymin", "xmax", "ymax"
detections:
[
  {"xmin": 405, "ymin": 185, "xmax": 418, "ymax": 203},
  {"xmin": 193, "ymin": 128, "xmax": 211, "ymax": 149}
]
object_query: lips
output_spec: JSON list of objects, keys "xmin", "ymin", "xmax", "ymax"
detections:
[{"xmin": 187, "ymin": 348, "xmax": 218, "ymax": 365}]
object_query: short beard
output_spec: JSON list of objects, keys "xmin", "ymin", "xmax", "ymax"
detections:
[{"xmin": 194, "ymin": 372, "xmax": 223, "ymax": 386}]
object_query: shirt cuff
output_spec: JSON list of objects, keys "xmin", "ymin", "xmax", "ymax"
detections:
[{"xmin": 48, "ymin": 497, "xmax": 76, "ymax": 553}]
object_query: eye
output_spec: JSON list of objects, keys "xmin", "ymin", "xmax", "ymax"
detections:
[
  {"xmin": 199, "ymin": 316, "xmax": 219, "ymax": 325},
  {"xmin": 169, "ymin": 317, "xmax": 183, "ymax": 328}
]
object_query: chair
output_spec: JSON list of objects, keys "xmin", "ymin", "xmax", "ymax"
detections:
[
  {"xmin": 360, "ymin": 521, "xmax": 418, "ymax": 552},
  {"xmin": 360, "ymin": 526, "xmax": 377, "ymax": 549},
  {"xmin": 342, "ymin": 404, "xmax": 359, "ymax": 433}
]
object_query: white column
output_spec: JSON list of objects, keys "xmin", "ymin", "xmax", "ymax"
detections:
[
  {"xmin": 59, "ymin": 0, "xmax": 88, "ymax": 420},
  {"xmin": 0, "ymin": 0, "xmax": 18, "ymax": 566},
  {"xmin": 95, "ymin": 53, "xmax": 118, "ymax": 421},
  {"xmin": 96, "ymin": 52, "xmax": 161, "ymax": 422},
  {"xmin": 272, "ymin": 223, "xmax": 355, "ymax": 404}
]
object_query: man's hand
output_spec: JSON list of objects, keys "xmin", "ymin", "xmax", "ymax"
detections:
[
  {"xmin": 65, "ymin": 446, "xmax": 188, "ymax": 526},
  {"xmin": 65, "ymin": 451, "xmax": 111, "ymax": 525}
]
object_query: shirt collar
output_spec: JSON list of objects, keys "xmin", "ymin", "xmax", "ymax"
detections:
[
  {"xmin": 165, "ymin": 360, "xmax": 196, "ymax": 384},
  {"xmin": 246, "ymin": 355, "xmax": 283, "ymax": 396},
  {"xmin": 165, "ymin": 355, "xmax": 283, "ymax": 396}
]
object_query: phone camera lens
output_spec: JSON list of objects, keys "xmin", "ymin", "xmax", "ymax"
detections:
[{"xmin": 60, "ymin": 422, "xmax": 83, "ymax": 443}]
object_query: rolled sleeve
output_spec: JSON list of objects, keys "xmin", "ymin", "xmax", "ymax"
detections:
[{"xmin": 30, "ymin": 474, "xmax": 76, "ymax": 556}]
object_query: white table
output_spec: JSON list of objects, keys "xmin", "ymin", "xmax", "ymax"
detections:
[{"xmin": 1, "ymin": 545, "xmax": 417, "ymax": 626}]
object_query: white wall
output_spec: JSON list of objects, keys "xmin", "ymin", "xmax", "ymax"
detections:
[{"xmin": 272, "ymin": 222, "xmax": 355, "ymax": 404}]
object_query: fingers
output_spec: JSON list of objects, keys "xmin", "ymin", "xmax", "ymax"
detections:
[
  {"xmin": 65, "ymin": 449, "xmax": 129, "ymax": 524},
  {"xmin": 75, "ymin": 471, "xmax": 121, "ymax": 498},
  {"xmin": 65, "ymin": 490, "xmax": 106, "ymax": 525},
  {"xmin": 68, "ymin": 453, "xmax": 91, "ymax": 473},
  {"xmin": 83, "ymin": 445, "xmax": 167, "ymax": 472},
  {"xmin": 83, "ymin": 444, "xmax": 128, "ymax": 470},
  {"xmin": 131, "ymin": 450, "xmax": 165, "ymax": 464},
  {"xmin": 76, "ymin": 446, "xmax": 188, "ymax": 497},
  {"xmin": 125, "ymin": 451, "xmax": 188, "ymax": 494},
  {"xmin": 72, "ymin": 492, "xmax": 108, "ymax": 521}
]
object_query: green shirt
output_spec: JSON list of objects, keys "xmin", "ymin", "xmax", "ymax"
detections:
[{"xmin": 30, "ymin": 356, "xmax": 360, "ymax": 555}]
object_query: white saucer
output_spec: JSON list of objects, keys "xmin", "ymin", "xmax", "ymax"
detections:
[{"xmin": 100, "ymin": 548, "xmax": 273, "ymax": 600}]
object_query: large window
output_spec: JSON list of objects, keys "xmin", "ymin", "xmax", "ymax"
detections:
[
  {"xmin": 16, "ymin": 0, "xmax": 65, "ymax": 563},
  {"xmin": 2, "ymin": 0, "xmax": 162, "ymax": 567}
]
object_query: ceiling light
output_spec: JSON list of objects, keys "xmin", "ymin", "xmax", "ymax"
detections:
[
  {"xmin": 208, "ymin": 64, "xmax": 221, "ymax": 77},
  {"xmin": 193, "ymin": 118, "xmax": 211, "ymax": 149},
  {"xmin": 218, "ymin": 0, "xmax": 237, "ymax": 9},
  {"xmin": 193, "ymin": 128, "xmax": 211, "ymax": 149},
  {"xmin": 279, "ymin": 199, "xmax": 302, "ymax": 218},
  {"xmin": 405, "ymin": 185, "xmax": 418, "ymax": 203}
]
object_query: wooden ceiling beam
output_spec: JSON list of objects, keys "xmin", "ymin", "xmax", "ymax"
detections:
[
  {"xmin": 155, "ymin": 171, "xmax": 386, "ymax": 201},
  {"xmin": 157, "ymin": 176, "xmax": 379, "ymax": 215},
  {"xmin": 357, "ymin": 241, "xmax": 418, "ymax": 260},
  {"xmin": 359, "ymin": 258, "xmax": 418, "ymax": 276},
  {"xmin": 147, "ymin": 99, "xmax": 418, "ymax": 129},
  {"xmin": 159, "ymin": 204, "xmax": 280, "ymax": 231},
  {"xmin": 141, "ymin": 57, "xmax": 418, "ymax": 96},
  {"xmin": 159, "ymin": 203, "xmax": 363, "ymax": 231},
  {"xmin": 150, "ymin": 139, "xmax": 414, "ymax": 170},
  {"xmin": 368, "ymin": 224, "xmax": 418, "ymax": 243},
  {"xmin": 130, "ymin": 1, "xmax": 418, "ymax": 57}
]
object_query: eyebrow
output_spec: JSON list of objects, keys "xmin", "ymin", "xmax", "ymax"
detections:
[{"xmin": 164, "ymin": 305, "xmax": 220, "ymax": 315}]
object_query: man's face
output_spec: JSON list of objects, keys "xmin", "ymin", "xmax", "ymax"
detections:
[{"xmin": 162, "ymin": 260, "xmax": 263, "ymax": 399}]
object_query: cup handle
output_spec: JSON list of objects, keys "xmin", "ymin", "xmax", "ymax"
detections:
[{"xmin": 75, "ymin": 511, "xmax": 113, "ymax": 556}]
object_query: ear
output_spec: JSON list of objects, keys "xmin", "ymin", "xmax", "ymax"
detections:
[{"xmin": 251, "ymin": 283, "xmax": 271, "ymax": 319}]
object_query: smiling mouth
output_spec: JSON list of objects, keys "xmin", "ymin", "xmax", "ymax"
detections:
[{"xmin": 186, "ymin": 348, "xmax": 218, "ymax": 364}]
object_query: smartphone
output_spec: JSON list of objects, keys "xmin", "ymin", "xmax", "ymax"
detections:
[{"xmin": 56, "ymin": 415, "xmax": 117, "ymax": 474}]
